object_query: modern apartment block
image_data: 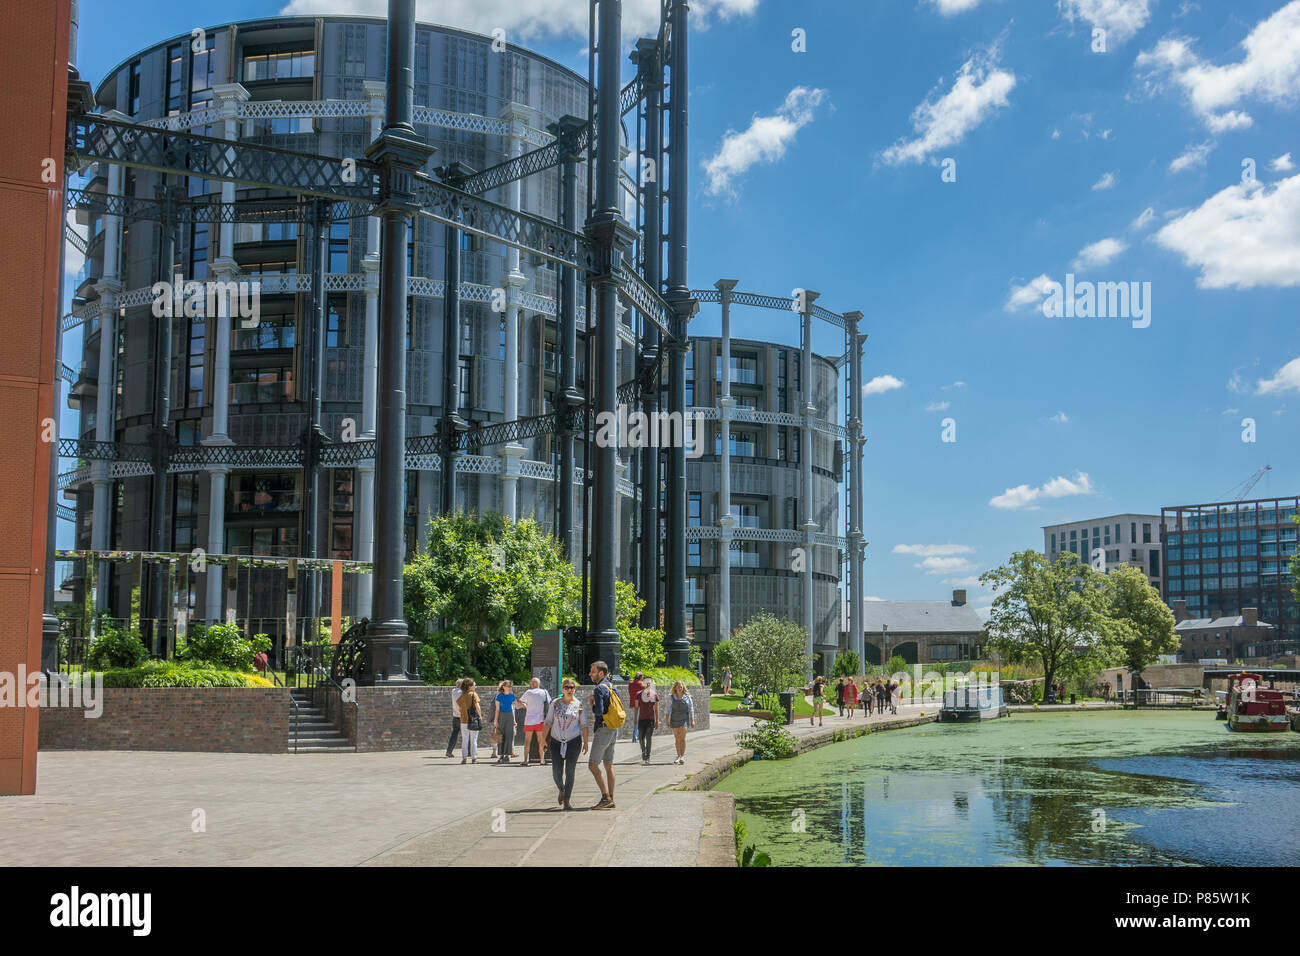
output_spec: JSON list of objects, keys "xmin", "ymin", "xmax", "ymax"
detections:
[
  {"xmin": 1042, "ymin": 514, "xmax": 1165, "ymax": 594},
  {"xmin": 684, "ymin": 334, "xmax": 849, "ymax": 672},
  {"xmin": 65, "ymin": 16, "xmax": 628, "ymax": 634},
  {"xmin": 1162, "ymin": 495, "xmax": 1299, "ymax": 648}
]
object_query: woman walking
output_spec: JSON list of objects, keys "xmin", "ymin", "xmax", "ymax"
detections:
[
  {"xmin": 544, "ymin": 678, "xmax": 588, "ymax": 810},
  {"xmin": 810, "ymin": 675, "xmax": 827, "ymax": 726},
  {"xmin": 845, "ymin": 677, "xmax": 859, "ymax": 718},
  {"xmin": 636, "ymin": 678, "xmax": 660, "ymax": 765},
  {"xmin": 666, "ymin": 681, "xmax": 695, "ymax": 764},
  {"xmin": 493, "ymin": 680, "xmax": 517, "ymax": 763},
  {"xmin": 457, "ymin": 678, "xmax": 482, "ymax": 764}
]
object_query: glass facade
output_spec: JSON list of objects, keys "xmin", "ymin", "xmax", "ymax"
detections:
[{"xmin": 1162, "ymin": 496, "xmax": 1299, "ymax": 647}]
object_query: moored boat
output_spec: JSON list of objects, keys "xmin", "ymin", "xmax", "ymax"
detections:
[
  {"xmin": 1224, "ymin": 673, "xmax": 1290, "ymax": 732},
  {"xmin": 940, "ymin": 683, "xmax": 1008, "ymax": 722}
]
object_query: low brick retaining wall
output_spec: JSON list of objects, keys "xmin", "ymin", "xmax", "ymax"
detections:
[
  {"xmin": 38, "ymin": 688, "xmax": 290, "ymax": 754},
  {"xmin": 317, "ymin": 682, "xmax": 711, "ymax": 753}
]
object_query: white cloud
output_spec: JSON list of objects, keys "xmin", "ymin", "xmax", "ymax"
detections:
[
  {"xmin": 702, "ymin": 86, "xmax": 828, "ymax": 197},
  {"xmin": 1131, "ymin": 206, "xmax": 1156, "ymax": 229},
  {"xmin": 989, "ymin": 471, "xmax": 1095, "ymax": 510},
  {"xmin": 917, "ymin": 556, "xmax": 977, "ymax": 575},
  {"xmin": 880, "ymin": 42, "xmax": 1016, "ymax": 165},
  {"xmin": 865, "ymin": 595, "xmax": 885, "ymax": 602},
  {"xmin": 1048, "ymin": 411, "xmax": 1069, "ymax": 423},
  {"xmin": 1005, "ymin": 273, "xmax": 1056, "ymax": 311},
  {"xmin": 1059, "ymin": 0, "xmax": 1152, "ymax": 46},
  {"xmin": 1169, "ymin": 141, "xmax": 1214, "ymax": 172},
  {"xmin": 892, "ymin": 543, "xmax": 975, "ymax": 557},
  {"xmin": 929, "ymin": 0, "xmax": 984, "ymax": 13},
  {"xmin": 1271, "ymin": 152, "xmax": 1296, "ymax": 172},
  {"xmin": 277, "ymin": 0, "xmax": 757, "ymax": 41},
  {"xmin": 1155, "ymin": 174, "xmax": 1300, "ymax": 288},
  {"xmin": 1100, "ymin": 128, "xmax": 1114, "ymax": 140},
  {"xmin": 1051, "ymin": 128, "xmax": 1062, "ymax": 140},
  {"xmin": 947, "ymin": 575, "xmax": 984, "ymax": 588},
  {"xmin": 943, "ymin": 380, "xmax": 968, "ymax": 390},
  {"xmin": 1092, "ymin": 171, "xmax": 1117, "ymax": 190},
  {"xmin": 1135, "ymin": 2, "xmax": 1300, "ymax": 130},
  {"xmin": 1227, "ymin": 369, "xmax": 1247, "ymax": 393},
  {"xmin": 863, "ymin": 374, "xmax": 905, "ymax": 396},
  {"xmin": 1257, "ymin": 357, "xmax": 1300, "ymax": 395},
  {"xmin": 1072, "ymin": 236, "xmax": 1127, "ymax": 269},
  {"xmin": 927, "ymin": 400, "xmax": 951, "ymax": 412},
  {"xmin": 1205, "ymin": 110, "xmax": 1253, "ymax": 133}
]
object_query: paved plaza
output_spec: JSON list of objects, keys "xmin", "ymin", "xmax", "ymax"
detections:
[{"xmin": 0, "ymin": 701, "xmax": 932, "ymax": 867}]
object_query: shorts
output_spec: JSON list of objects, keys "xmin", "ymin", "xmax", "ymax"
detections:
[
  {"xmin": 524, "ymin": 722, "xmax": 544, "ymax": 733},
  {"xmin": 588, "ymin": 725, "xmax": 617, "ymax": 765}
]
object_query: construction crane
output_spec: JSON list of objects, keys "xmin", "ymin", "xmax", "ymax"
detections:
[{"xmin": 1221, "ymin": 465, "xmax": 1271, "ymax": 502}]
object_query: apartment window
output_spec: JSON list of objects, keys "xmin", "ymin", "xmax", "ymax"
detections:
[
  {"xmin": 729, "ymin": 540, "xmax": 760, "ymax": 568},
  {"xmin": 1131, "ymin": 522, "xmax": 1137, "ymax": 543},
  {"xmin": 128, "ymin": 60, "xmax": 141, "ymax": 115},
  {"xmin": 230, "ymin": 366, "xmax": 293, "ymax": 404},
  {"xmin": 165, "ymin": 44, "xmax": 184, "ymax": 115},
  {"xmin": 777, "ymin": 430, "xmax": 786, "ymax": 461},
  {"xmin": 328, "ymin": 220, "xmax": 349, "ymax": 273},
  {"xmin": 688, "ymin": 492, "xmax": 701, "ymax": 527},
  {"xmin": 777, "ymin": 350, "xmax": 788, "ymax": 412},
  {"xmin": 243, "ymin": 50, "xmax": 315, "ymax": 82},
  {"xmin": 327, "ymin": 299, "xmax": 346, "ymax": 348},
  {"xmin": 688, "ymin": 540, "xmax": 701, "ymax": 567},
  {"xmin": 684, "ymin": 347, "xmax": 694, "ymax": 406},
  {"xmin": 1143, "ymin": 523, "xmax": 1152, "ymax": 543},
  {"xmin": 458, "ymin": 357, "xmax": 472, "ymax": 409},
  {"xmin": 1050, "ymin": 533, "xmax": 1056, "ymax": 551},
  {"xmin": 791, "ymin": 430, "xmax": 800, "ymax": 464},
  {"xmin": 229, "ymin": 473, "xmax": 301, "ymax": 515},
  {"xmin": 190, "ymin": 33, "xmax": 215, "ymax": 101},
  {"xmin": 1070, "ymin": 529, "xmax": 1077, "ymax": 540},
  {"xmin": 1149, "ymin": 551, "xmax": 1160, "ymax": 577},
  {"xmin": 1115, "ymin": 522, "xmax": 1121, "ymax": 541},
  {"xmin": 227, "ymin": 525, "xmax": 299, "ymax": 558},
  {"xmin": 172, "ymin": 473, "xmax": 199, "ymax": 550}
]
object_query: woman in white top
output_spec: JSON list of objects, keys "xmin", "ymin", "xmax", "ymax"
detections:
[{"xmin": 544, "ymin": 678, "xmax": 589, "ymax": 811}]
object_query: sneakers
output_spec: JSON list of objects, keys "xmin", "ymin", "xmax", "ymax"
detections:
[
  {"xmin": 642, "ymin": 759, "xmax": 650, "ymax": 766},
  {"xmin": 461, "ymin": 757, "xmax": 467, "ymax": 765},
  {"xmin": 592, "ymin": 795, "xmax": 615, "ymax": 810}
]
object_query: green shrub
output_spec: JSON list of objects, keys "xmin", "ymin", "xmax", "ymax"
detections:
[
  {"xmin": 642, "ymin": 666, "xmax": 699, "ymax": 687},
  {"xmin": 736, "ymin": 716, "xmax": 798, "ymax": 760},
  {"xmin": 86, "ymin": 624, "xmax": 148, "ymax": 670},
  {"xmin": 99, "ymin": 661, "xmax": 264, "ymax": 688},
  {"xmin": 178, "ymin": 623, "xmax": 269, "ymax": 671},
  {"xmin": 831, "ymin": 650, "xmax": 861, "ymax": 678}
]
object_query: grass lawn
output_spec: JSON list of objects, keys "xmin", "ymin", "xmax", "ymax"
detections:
[{"xmin": 710, "ymin": 693, "xmax": 826, "ymax": 718}]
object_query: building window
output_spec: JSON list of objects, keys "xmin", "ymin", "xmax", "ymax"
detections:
[
  {"xmin": 229, "ymin": 473, "xmax": 301, "ymax": 515},
  {"xmin": 1143, "ymin": 522, "xmax": 1152, "ymax": 543},
  {"xmin": 128, "ymin": 60, "xmax": 141, "ymax": 115},
  {"xmin": 458, "ymin": 357, "xmax": 472, "ymax": 409},
  {"xmin": 688, "ymin": 492, "xmax": 701, "ymax": 527},
  {"xmin": 729, "ymin": 540, "xmax": 760, "ymax": 568},
  {"xmin": 688, "ymin": 540, "xmax": 700, "ymax": 567},
  {"xmin": 230, "ymin": 366, "xmax": 293, "ymax": 404},
  {"xmin": 243, "ymin": 50, "xmax": 315, "ymax": 82},
  {"xmin": 327, "ymin": 299, "xmax": 346, "ymax": 348},
  {"xmin": 684, "ymin": 346, "xmax": 694, "ymax": 406},
  {"xmin": 165, "ymin": 44, "xmax": 184, "ymax": 116},
  {"xmin": 328, "ymin": 220, "xmax": 349, "ymax": 273}
]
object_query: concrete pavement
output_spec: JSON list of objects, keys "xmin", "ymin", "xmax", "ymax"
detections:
[{"xmin": 0, "ymin": 699, "xmax": 933, "ymax": 867}]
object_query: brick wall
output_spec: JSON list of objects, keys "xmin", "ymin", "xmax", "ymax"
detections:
[
  {"xmin": 38, "ymin": 688, "xmax": 290, "ymax": 753},
  {"xmin": 321, "ymin": 682, "xmax": 711, "ymax": 753}
]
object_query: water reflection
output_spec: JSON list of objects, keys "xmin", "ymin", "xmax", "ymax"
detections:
[{"xmin": 717, "ymin": 713, "xmax": 1299, "ymax": 866}]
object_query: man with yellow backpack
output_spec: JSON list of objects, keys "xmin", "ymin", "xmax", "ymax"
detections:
[{"xmin": 586, "ymin": 660, "xmax": 624, "ymax": 810}]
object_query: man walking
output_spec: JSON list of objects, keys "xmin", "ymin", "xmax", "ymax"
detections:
[
  {"xmin": 628, "ymin": 672, "xmax": 645, "ymax": 743},
  {"xmin": 587, "ymin": 660, "xmax": 620, "ymax": 810}
]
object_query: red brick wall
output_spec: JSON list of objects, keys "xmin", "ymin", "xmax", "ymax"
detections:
[
  {"xmin": 0, "ymin": 0, "xmax": 70, "ymax": 795},
  {"xmin": 38, "ymin": 688, "xmax": 291, "ymax": 753}
]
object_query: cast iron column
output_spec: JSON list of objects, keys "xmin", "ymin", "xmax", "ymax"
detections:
[
  {"xmin": 634, "ymin": 38, "xmax": 663, "ymax": 629},
  {"xmin": 845, "ymin": 311, "xmax": 865, "ymax": 664},
  {"xmin": 663, "ymin": 0, "xmax": 696, "ymax": 668},
  {"xmin": 553, "ymin": 117, "xmax": 584, "ymax": 564},
  {"xmin": 584, "ymin": 0, "xmax": 637, "ymax": 673},
  {"xmin": 716, "ymin": 279, "xmax": 738, "ymax": 652},
  {"xmin": 301, "ymin": 198, "xmax": 329, "ymax": 624},
  {"xmin": 148, "ymin": 185, "xmax": 178, "ymax": 654},
  {"xmin": 361, "ymin": 0, "xmax": 434, "ymax": 682},
  {"xmin": 437, "ymin": 162, "xmax": 474, "ymax": 517}
]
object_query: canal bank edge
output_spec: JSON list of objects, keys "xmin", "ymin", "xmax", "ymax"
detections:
[{"xmin": 681, "ymin": 713, "xmax": 939, "ymax": 795}]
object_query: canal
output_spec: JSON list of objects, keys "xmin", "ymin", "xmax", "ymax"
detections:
[{"xmin": 715, "ymin": 711, "xmax": 1300, "ymax": 866}]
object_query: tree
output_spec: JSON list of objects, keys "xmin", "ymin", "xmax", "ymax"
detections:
[
  {"xmin": 404, "ymin": 513, "xmax": 580, "ymax": 679},
  {"xmin": 980, "ymin": 550, "xmax": 1112, "ymax": 699},
  {"xmin": 1291, "ymin": 512, "xmax": 1300, "ymax": 608},
  {"xmin": 1103, "ymin": 566, "xmax": 1179, "ymax": 686},
  {"xmin": 615, "ymin": 580, "xmax": 666, "ymax": 674},
  {"xmin": 831, "ymin": 649, "xmax": 861, "ymax": 678},
  {"xmin": 729, "ymin": 612, "xmax": 812, "ymax": 709}
]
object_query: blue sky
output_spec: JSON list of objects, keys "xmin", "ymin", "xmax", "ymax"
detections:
[{"xmin": 68, "ymin": 0, "xmax": 1300, "ymax": 614}]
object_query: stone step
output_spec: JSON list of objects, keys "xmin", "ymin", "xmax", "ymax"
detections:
[{"xmin": 290, "ymin": 734, "xmax": 349, "ymax": 745}]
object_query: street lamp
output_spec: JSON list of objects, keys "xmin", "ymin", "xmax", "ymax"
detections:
[{"xmin": 882, "ymin": 623, "xmax": 889, "ymax": 671}]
